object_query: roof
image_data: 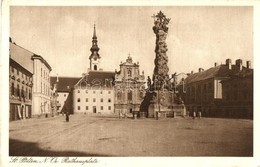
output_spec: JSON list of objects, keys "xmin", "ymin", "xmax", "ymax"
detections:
[
  {"xmin": 185, "ymin": 64, "xmax": 253, "ymax": 84},
  {"xmin": 31, "ymin": 54, "xmax": 52, "ymax": 71},
  {"xmin": 50, "ymin": 76, "xmax": 81, "ymax": 92},
  {"xmin": 9, "ymin": 42, "xmax": 34, "ymax": 73},
  {"xmin": 9, "ymin": 41, "xmax": 52, "ymax": 72},
  {"xmin": 75, "ymin": 70, "xmax": 115, "ymax": 88}
]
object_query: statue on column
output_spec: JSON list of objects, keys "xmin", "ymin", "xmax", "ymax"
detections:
[{"xmin": 151, "ymin": 11, "xmax": 171, "ymax": 90}]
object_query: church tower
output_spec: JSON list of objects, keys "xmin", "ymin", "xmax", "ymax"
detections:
[{"xmin": 89, "ymin": 24, "xmax": 101, "ymax": 71}]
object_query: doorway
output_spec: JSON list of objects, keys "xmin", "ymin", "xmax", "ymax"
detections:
[{"xmin": 93, "ymin": 106, "xmax": 97, "ymax": 113}]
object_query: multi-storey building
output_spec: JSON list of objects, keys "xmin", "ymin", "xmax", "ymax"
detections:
[
  {"xmin": 9, "ymin": 38, "xmax": 52, "ymax": 120},
  {"xmin": 9, "ymin": 39, "xmax": 33, "ymax": 121},
  {"xmin": 73, "ymin": 25, "xmax": 115, "ymax": 114},
  {"xmin": 114, "ymin": 56, "xmax": 146, "ymax": 116},
  {"xmin": 73, "ymin": 71, "xmax": 114, "ymax": 114},
  {"xmin": 31, "ymin": 54, "xmax": 52, "ymax": 117},
  {"xmin": 178, "ymin": 58, "xmax": 253, "ymax": 118},
  {"xmin": 220, "ymin": 63, "xmax": 253, "ymax": 119}
]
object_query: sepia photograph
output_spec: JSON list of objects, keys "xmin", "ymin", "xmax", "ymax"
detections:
[{"xmin": 1, "ymin": 1, "xmax": 259, "ymax": 167}]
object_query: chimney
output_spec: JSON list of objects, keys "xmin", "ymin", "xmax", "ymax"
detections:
[
  {"xmin": 199, "ymin": 68, "xmax": 204, "ymax": 72},
  {"xmin": 226, "ymin": 59, "xmax": 232, "ymax": 70},
  {"xmin": 246, "ymin": 61, "xmax": 251, "ymax": 69},
  {"xmin": 191, "ymin": 71, "xmax": 194, "ymax": 74},
  {"xmin": 214, "ymin": 62, "xmax": 218, "ymax": 67},
  {"xmin": 235, "ymin": 59, "xmax": 243, "ymax": 71}
]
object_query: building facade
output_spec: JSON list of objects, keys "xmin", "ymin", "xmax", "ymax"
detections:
[
  {"xmin": 9, "ymin": 38, "xmax": 52, "ymax": 120},
  {"xmin": 9, "ymin": 40, "xmax": 33, "ymax": 121},
  {"xmin": 73, "ymin": 71, "xmax": 115, "ymax": 114},
  {"xmin": 73, "ymin": 25, "xmax": 115, "ymax": 114},
  {"xmin": 114, "ymin": 56, "xmax": 146, "ymax": 116},
  {"xmin": 178, "ymin": 59, "xmax": 253, "ymax": 119},
  {"xmin": 31, "ymin": 54, "xmax": 52, "ymax": 117}
]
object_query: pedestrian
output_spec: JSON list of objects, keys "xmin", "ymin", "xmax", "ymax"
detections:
[{"xmin": 66, "ymin": 112, "xmax": 69, "ymax": 122}]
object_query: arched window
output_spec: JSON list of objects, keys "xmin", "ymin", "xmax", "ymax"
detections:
[{"xmin": 94, "ymin": 65, "xmax": 97, "ymax": 71}]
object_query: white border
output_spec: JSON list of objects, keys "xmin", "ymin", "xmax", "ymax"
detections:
[{"xmin": 1, "ymin": 0, "xmax": 260, "ymax": 167}]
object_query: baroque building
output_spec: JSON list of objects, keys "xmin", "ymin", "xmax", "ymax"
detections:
[{"xmin": 114, "ymin": 56, "xmax": 146, "ymax": 116}]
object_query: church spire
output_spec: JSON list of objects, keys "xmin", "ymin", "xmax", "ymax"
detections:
[
  {"xmin": 90, "ymin": 24, "xmax": 100, "ymax": 56},
  {"xmin": 93, "ymin": 24, "xmax": 97, "ymax": 38},
  {"xmin": 89, "ymin": 24, "xmax": 101, "ymax": 71}
]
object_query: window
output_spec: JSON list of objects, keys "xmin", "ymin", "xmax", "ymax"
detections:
[
  {"xmin": 21, "ymin": 86, "xmax": 24, "ymax": 98},
  {"xmin": 86, "ymin": 98, "xmax": 88, "ymax": 102},
  {"xmin": 94, "ymin": 65, "xmax": 97, "ymax": 71},
  {"xmin": 108, "ymin": 98, "xmax": 111, "ymax": 103},
  {"xmin": 78, "ymin": 90, "xmax": 80, "ymax": 93},
  {"xmin": 85, "ymin": 90, "xmax": 88, "ymax": 93},
  {"xmin": 108, "ymin": 106, "xmax": 111, "ymax": 110},
  {"xmin": 77, "ymin": 98, "xmax": 80, "ymax": 102},
  {"xmin": 11, "ymin": 83, "xmax": 14, "ymax": 95},
  {"xmin": 108, "ymin": 91, "xmax": 111, "ymax": 94},
  {"xmin": 101, "ymin": 106, "xmax": 103, "ymax": 110},
  {"xmin": 100, "ymin": 91, "xmax": 103, "ymax": 94},
  {"xmin": 93, "ymin": 98, "xmax": 96, "ymax": 102},
  {"xmin": 17, "ymin": 84, "xmax": 20, "ymax": 97},
  {"xmin": 78, "ymin": 106, "xmax": 80, "ymax": 110},
  {"xmin": 17, "ymin": 69, "xmax": 19, "ymax": 75},
  {"xmin": 101, "ymin": 98, "xmax": 103, "ymax": 102},
  {"xmin": 29, "ymin": 90, "xmax": 31, "ymax": 99},
  {"xmin": 93, "ymin": 90, "xmax": 95, "ymax": 94},
  {"xmin": 86, "ymin": 106, "xmax": 88, "ymax": 110},
  {"xmin": 128, "ymin": 91, "xmax": 132, "ymax": 101},
  {"xmin": 64, "ymin": 94, "xmax": 66, "ymax": 97}
]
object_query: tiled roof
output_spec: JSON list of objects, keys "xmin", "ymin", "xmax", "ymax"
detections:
[
  {"xmin": 50, "ymin": 76, "xmax": 81, "ymax": 92},
  {"xmin": 185, "ymin": 64, "xmax": 253, "ymax": 84},
  {"xmin": 9, "ymin": 42, "xmax": 34, "ymax": 73},
  {"xmin": 76, "ymin": 70, "xmax": 115, "ymax": 87}
]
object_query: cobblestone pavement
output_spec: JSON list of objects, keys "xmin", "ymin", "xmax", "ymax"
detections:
[{"xmin": 9, "ymin": 114, "xmax": 253, "ymax": 156}]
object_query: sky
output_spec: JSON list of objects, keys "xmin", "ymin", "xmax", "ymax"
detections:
[{"xmin": 10, "ymin": 6, "xmax": 253, "ymax": 79}]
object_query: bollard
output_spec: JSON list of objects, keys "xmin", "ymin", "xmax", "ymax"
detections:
[
  {"xmin": 134, "ymin": 113, "xmax": 137, "ymax": 120},
  {"xmin": 193, "ymin": 112, "xmax": 196, "ymax": 120},
  {"xmin": 198, "ymin": 112, "xmax": 202, "ymax": 119},
  {"xmin": 186, "ymin": 111, "xmax": 189, "ymax": 117}
]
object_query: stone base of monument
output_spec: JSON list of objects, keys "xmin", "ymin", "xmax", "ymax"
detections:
[
  {"xmin": 148, "ymin": 103, "xmax": 186, "ymax": 119},
  {"xmin": 146, "ymin": 91, "xmax": 186, "ymax": 118}
]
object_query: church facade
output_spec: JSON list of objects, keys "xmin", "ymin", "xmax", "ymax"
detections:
[{"xmin": 114, "ymin": 56, "xmax": 146, "ymax": 116}]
